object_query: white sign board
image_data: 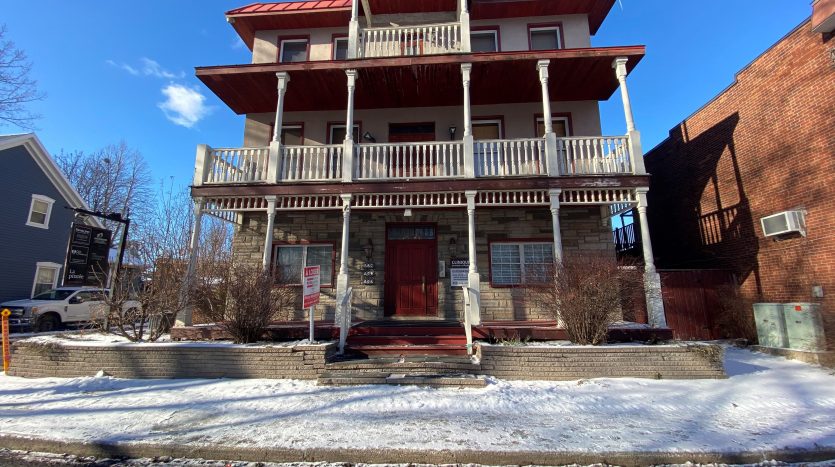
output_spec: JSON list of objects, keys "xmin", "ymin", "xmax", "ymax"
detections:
[
  {"xmin": 450, "ymin": 259, "xmax": 469, "ymax": 287},
  {"xmin": 303, "ymin": 266, "xmax": 321, "ymax": 308}
]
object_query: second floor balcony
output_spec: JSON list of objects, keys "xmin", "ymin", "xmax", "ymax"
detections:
[{"xmin": 195, "ymin": 134, "xmax": 636, "ymax": 186}]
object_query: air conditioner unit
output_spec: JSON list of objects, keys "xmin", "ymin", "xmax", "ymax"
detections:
[{"xmin": 760, "ymin": 210, "xmax": 806, "ymax": 237}]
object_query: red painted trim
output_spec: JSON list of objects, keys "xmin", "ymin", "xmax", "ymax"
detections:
[
  {"xmin": 326, "ymin": 120, "xmax": 363, "ymax": 144},
  {"xmin": 330, "ymin": 33, "xmax": 349, "ymax": 60},
  {"xmin": 268, "ymin": 121, "xmax": 306, "ymax": 145},
  {"xmin": 472, "ymin": 115, "xmax": 506, "ymax": 139},
  {"xmin": 271, "ymin": 240, "xmax": 337, "ymax": 288},
  {"xmin": 277, "ymin": 34, "xmax": 311, "ymax": 63},
  {"xmin": 487, "ymin": 238, "xmax": 554, "ymax": 289},
  {"xmin": 534, "ymin": 112, "xmax": 573, "ymax": 137},
  {"xmin": 470, "ymin": 25, "xmax": 502, "ymax": 52},
  {"xmin": 526, "ymin": 22, "xmax": 565, "ymax": 51}
]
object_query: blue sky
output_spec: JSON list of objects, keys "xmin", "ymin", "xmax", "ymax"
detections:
[{"xmin": 2, "ymin": 1, "xmax": 813, "ymax": 189}]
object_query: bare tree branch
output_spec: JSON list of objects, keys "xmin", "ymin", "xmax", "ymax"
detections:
[{"xmin": 0, "ymin": 24, "xmax": 45, "ymax": 129}]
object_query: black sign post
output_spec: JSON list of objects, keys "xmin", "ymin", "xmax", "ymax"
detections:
[{"xmin": 64, "ymin": 223, "xmax": 113, "ymax": 286}]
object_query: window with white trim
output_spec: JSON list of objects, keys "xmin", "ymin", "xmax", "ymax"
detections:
[
  {"xmin": 535, "ymin": 116, "xmax": 571, "ymax": 137},
  {"xmin": 31, "ymin": 262, "xmax": 61, "ymax": 297},
  {"xmin": 529, "ymin": 26, "xmax": 562, "ymax": 51},
  {"xmin": 490, "ymin": 242, "xmax": 553, "ymax": 286},
  {"xmin": 470, "ymin": 30, "xmax": 499, "ymax": 53},
  {"xmin": 26, "ymin": 194, "xmax": 55, "ymax": 229},
  {"xmin": 279, "ymin": 39, "xmax": 309, "ymax": 63},
  {"xmin": 274, "ymin": 244, "xmax": 334, "ymax": 286},
  {"xmin": 333, "ymin": 37, "xmax": 349, "ymax": 60},
  {"xmin": 328, "ymin": 124, "xmax": 361, "ymax": 144}
]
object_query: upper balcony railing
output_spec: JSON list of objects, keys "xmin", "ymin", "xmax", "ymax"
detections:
[
  {"xmin": 195, "ymin": 134, "xmax": 638, "ymax": 186},
  {"xmin": 359, "ymin": 22, "xmax": 464, "ymax": 58}
]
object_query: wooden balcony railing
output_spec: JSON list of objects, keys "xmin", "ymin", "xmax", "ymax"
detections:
[
  {"xmin": 355, "ymin": 141, "xmax": 464, "ymax": 180},
  {"xmin": 195, "ymin": 135, "xmax": 639, "ymax": 186},
  {"xmin": 359, "ymin": 22, "xmax": 463, "ymax": 58}
]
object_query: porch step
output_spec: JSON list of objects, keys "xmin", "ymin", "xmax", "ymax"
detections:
[
  {"xmin": 347, "ymin": 343, "xmax": 471, "ymax": 357},
  {"xmin": 318, "ymin": 372, "xmax": 488, "ymax": 388},
  {"xmin": 326, "ymin": 355, "xmax": 480, "ymax": 373},
  {"xmin": 350, "ymin": 320, "xmax": 464, "ymax": 337},
  {"xmin": 347, "ymin": 335, "xmax": 467, "ymax": 346}
]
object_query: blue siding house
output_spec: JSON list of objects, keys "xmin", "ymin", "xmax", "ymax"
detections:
[{"xmin": 0, "ymin": 133, "xmax": 102, "ymax": 303}]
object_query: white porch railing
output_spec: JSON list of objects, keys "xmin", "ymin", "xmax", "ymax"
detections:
[
  {"xmin": 355, "ymin": 141, "xmax": 464, "ymax": 180},
  {"xmin": 359, "ymin": 22, "xmax": 462, "ymax": 58},
  {"xmin": 558, "ymin": 136, "xmax": 632, "ymax": 175},
  {"xmin": 280, "ymin": 145, "xmax": 343, "ymax": 182},
  {"xmin": 474, "ymin": 138, "xmax": 547, "ymax": 177},
  {"xmin": 204, "ymin": 147, "xmax": 270, "ymax": 184}
]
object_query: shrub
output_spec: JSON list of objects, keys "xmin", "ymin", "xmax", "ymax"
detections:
[
  {"xmin": 713, "ymin": 284, "xmax": 757, "ymax": 343},
  {"xmin": 191, "ymin": 264, "xmax": 295, "ymax": 344},
  {"xmin": 526, "ymin": 253, "xmax": 646, "ymax": 345}
]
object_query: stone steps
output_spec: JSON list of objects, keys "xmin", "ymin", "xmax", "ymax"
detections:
[{"xmin": 318, "ymin": 372, "xmax": 488, "ymax": 388}]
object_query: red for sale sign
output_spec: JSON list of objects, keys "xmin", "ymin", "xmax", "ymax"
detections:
[{"xmin": 303, "ymin": 266, "xmax": 321, "ymax": 308}]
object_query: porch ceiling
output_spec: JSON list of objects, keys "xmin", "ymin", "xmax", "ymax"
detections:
[{"xmin": 196, "ymin": 46, "xmax": 644, "ymax": 114}]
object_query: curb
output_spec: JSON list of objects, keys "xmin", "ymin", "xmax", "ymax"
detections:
[{"xmin": 2, "ymin": 436, "xmax": 834, "ymax": 466}]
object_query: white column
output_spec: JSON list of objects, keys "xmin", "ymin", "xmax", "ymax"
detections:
[
  {"xmin": 342, "ymin": 70, "xmax": 358, "ymax": 182},
  {"xmin": 335, "ymin": 194, "xmax": 353, "ymax": 312},
  {"xmin": 636, "ymin": 187, "xmax": 667, "ymax": 328},
  {"xmin": 613, "ymin": 57, "xmax": 647, "ymax": 175},
  {"xmin": 538, "ymin": 60, "xmax": 560, "ymax": 176},
  {"xmin": 193, "ymin": 144, "xmax": 211, "ymax": 186},
  {"xmin": 461, "ymin": 63, "xmax": 475, "ymax": 178},
  {"xmin": 262, "ymin": 196, "xmax": 277, "ymax": 270},
  {"xmin": 465, "ymin": 190, "xmax": 481, "ymax": 325},
  {"xmin": 459, "ymin": 0, "xmax": 471, "ymax": 53},
  {"xmin": 268, "ymin": 72, "xmax": 290, "ymax": 183},
  {"xmin": 548, "ymin": 189, "xmax": 564, "ymax": 264},
  {"xmin": 175, "ymin": 197, "xmax": 204, "ymax": 327},
  {"xmin": 348, "ymin": 0, "xmax": 360, "ymax": 58}
]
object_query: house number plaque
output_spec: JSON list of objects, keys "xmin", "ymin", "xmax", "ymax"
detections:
[{"xmin": 361, "ymin": 262, "xmax": 375, "ymax": 285}]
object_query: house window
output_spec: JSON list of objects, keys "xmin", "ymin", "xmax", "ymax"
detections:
[
  {"xmin": 529, "ymin": 25, "xmax": 562, "ymax": 51},
  {"xmin": 470, "ymin": 29, "xmax": 499, "ymax": 53},
  {"xmin": 274, "ymin": 244, "xmax": 334, "ymax": 287},
  {"xmin": 490, "ymin": 242, "xmax": 554, "ymax": 286},
  {"xmin": 279, "ymin": 38, "xmax": 309, "ymax": 63},
  {"xmin": 328, "ymin": 123, "xmax": 361, "ymax": 144},
  {"xmin": 27, "ymin": 194, "xmax": 55, "ymax": 229},
  {"xmin": 535, "ymin": 116, "xmax": 571, "ymax": 137},
  {"xmin": 472, "ymin": 119, "xmax": 503, "ymax": 140},
  {"xmin": 333, "ymin": 37, "xmax": 349, "ymax": 60},
  {"xmin": 31, "ymin": 262, "xmax": 61, "ymax": 297}
]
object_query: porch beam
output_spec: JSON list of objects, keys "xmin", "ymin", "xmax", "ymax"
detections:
[
  {"xmin": 614, "ymin": 57, "xmax": 647, "ymax": 175},
  {"xmin": 459, "ymin": 0, "xmax": 471, "ymax": 53},
  {"xmin": 548, "ymin": 189, "xmax": 564, "ymax": 263},
  {"xmin": 461, "ymin": 63, "xmax": 475, "ymax": 178},
  {"xmin": 269, "ymin": 72, "xmax": 290, "ymax": 183},
  {"xmin": 343, "ymin": 70, "xmax": 358, "ymax": 183},
  {"xmin": 636, "ymin": 187, "xmax": 667, "ymax": 328},
  {"xmin": 348, "ymin": 0, "xmax": 360, "ymax": 58},
  {"xmin": 176, "ymin": 197, "xmax": 204, "ymax": 327},
  {"xmin": 537, "ymin": 60, "xmax": 560, "ymax": 176},
  {"xmin": 465, "ymin": 190, "xmax": 481, "ymax": 325},
  {"xmin": 262, "ymin": 196, "xmax": 277, "ymax": 270},
  {"xmin": 335, "ymin": 194, "xmax": 353, "ymax": 316}
]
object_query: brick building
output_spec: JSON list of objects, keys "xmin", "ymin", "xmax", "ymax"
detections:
[{"xmin": 643, "ymin": 4, "xmax": 835, "ymax": 347}]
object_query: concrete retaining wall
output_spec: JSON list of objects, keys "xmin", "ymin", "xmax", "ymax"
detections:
[
  {"xmin": 478, "ymin": 344, "xmax": 726, "ymax": 380},
  {"xmin": 9, "ymin": 341, "xmax": 334, "ymax": 379}
]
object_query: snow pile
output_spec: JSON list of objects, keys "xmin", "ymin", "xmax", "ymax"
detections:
[
  {"xmin": 18, "ymin": 332, "xmax": 330, "ymax": 348},
  {"xmin": 0, "ymin": 347, "xmax": 834, "ymax": 454}
]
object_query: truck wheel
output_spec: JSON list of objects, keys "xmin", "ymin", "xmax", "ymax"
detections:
[{"xmin": 34, "ymin": 314, "xmax": 61, "ymax": 333}]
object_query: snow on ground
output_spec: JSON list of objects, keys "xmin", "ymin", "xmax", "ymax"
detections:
[
  {"xmin": 20, "ymin": 332, "xmax": 327, "ymax": 348},
  {"xmin": 0, "ymin": 347, "xmax": 834, "ymax": 455}
]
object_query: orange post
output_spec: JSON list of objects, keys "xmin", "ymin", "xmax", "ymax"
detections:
[{"xmin": 1, "ymin": 308, "xmax": 10, "ymax": 374}]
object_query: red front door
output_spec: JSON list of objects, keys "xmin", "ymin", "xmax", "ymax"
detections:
[{"xmin": 384, "ymin": 226, "xmax": 438, "ymax": 317}]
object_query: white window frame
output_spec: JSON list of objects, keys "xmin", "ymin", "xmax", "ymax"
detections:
[
  {"xmin": 470, "ymin": 30, "xmax": 499, "ymax": 53},
  {"xmin": 31, "ymin": 261, "xmax": 62, "ymax": 298},
  {"xmin": 472, "ymin": 118, "xmax": 504, "ymax": 139},
  {"xmin": 26, "ymin": 194, "xmax": 55, "ymax": 229},
  {"xmin": 328, "ymin": 123, "xmax": 361, "ymax": 144},
  {"xmin": 490, "ymin": 241, "xmax": 554, "ymax": 286},
  {"xmin": 332, "ymin": 37, "xmax": 349, "ymax": 60},
  {"xmin": 279, "ymin": 38, "xmax": 309, "ymax": 63},
  {"xmin": 529, "ymin": 26, "xmax": 563, "ymax": 51},
  {"xmin": 273, "ymin": 244, "xmax": 334, "ymax": 287},
  {"xmin": 536, "ymin": 116, "xmax": 571, "ymax": 137}
]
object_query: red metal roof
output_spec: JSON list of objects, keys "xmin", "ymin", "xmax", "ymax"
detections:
[{"xmin": 227, "ymin": 1, "xmax": 352, "ymax": 16}]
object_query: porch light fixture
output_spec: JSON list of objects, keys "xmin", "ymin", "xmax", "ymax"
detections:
[
  {"xmin": 363, "ymin": 238, "xmax": 374, "ymax": 261},
  {"xmin": 404, "ymin": 208, "xmax": 413, "ymax": 217},
  {"xmin": 363, "ymin": 131, "xmax": 376, "ymax": 143},
  {"xmin": 448, "ymin": 237, "xmax": 458, "ymax": 256},
  {"xmin": 448, "ymin": 126, "xmax": 457, "ymax": 140}
]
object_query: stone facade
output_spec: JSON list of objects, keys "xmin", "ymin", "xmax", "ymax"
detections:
[{"xmin": 233, "ymin": 206, "xmax": 615, "ymax": 322}]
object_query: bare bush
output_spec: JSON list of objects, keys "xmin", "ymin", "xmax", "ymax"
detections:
[
  {"xmin": 527, "ymin": 253, "xmax": 646, "ymax": 345},
  {"xmin": 191, "ymin": 265, "xmax": 296, "ymax": 344},
  {"xmin": 713, "ymin": 285, "xmax": 758, "ymax": 343}
]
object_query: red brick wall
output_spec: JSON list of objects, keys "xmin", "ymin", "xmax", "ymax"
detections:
[{"xmin": 644, "ymin": 20, "xmax": 835, "ymax": 347}]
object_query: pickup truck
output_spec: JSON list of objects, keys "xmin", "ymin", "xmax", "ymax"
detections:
[{"xmin": 0, "ymin": 287, "xmax": 139, "ymax": 332}]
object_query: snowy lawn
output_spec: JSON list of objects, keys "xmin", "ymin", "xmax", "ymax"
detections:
[{"xmin": 0, "ymin": 346, "xmax": 834, "ymax": 454}]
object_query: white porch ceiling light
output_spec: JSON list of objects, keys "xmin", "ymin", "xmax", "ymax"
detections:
[{"xmin": 403, "ymin": 208, "xmax": 413, "ymax": 217}]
